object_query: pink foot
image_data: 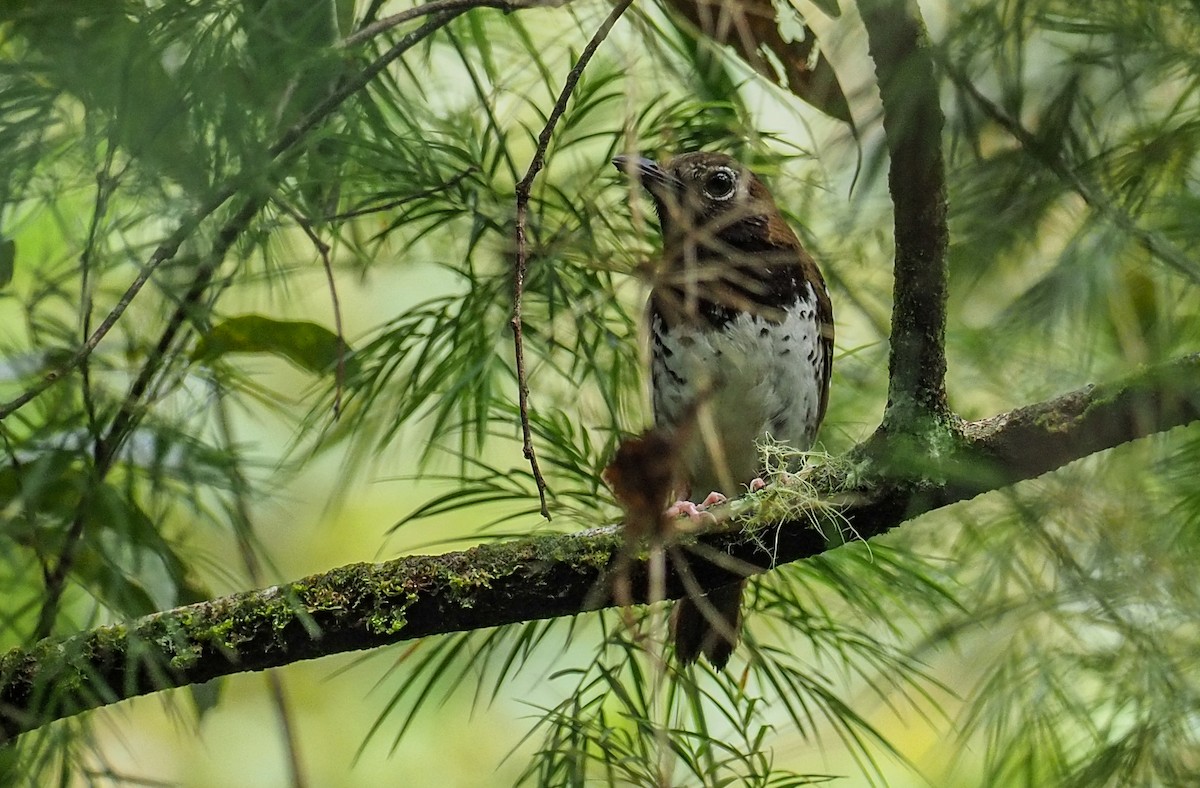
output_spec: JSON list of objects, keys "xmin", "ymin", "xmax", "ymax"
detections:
[
  {"xmin": 749, "ymin": 477, "xmax": 766, "ymax": 492},
  {"xmin": 666, "ymin": 491, "xmax": 727, "ymax": 523},
  {"xmin": 666, "ymin": 500, "xmax": 709, "ymax": 522}
]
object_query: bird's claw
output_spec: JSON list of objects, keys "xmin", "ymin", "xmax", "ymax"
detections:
[{"xmin": 666, "ymin": 491, "xmax": 727, "ymax": 523}]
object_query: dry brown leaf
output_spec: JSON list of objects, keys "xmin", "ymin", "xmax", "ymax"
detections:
[{"xmin": 663, "ymin": 0, "xmax": 853, "ymax": 125}]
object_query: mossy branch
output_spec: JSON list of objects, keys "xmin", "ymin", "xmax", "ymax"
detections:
[{"xmin": 3, "ymin": 352, "xmax": 1198, "ymax": 744}]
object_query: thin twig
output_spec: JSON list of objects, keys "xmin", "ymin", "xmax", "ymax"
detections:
[
  {"xmin": 0, "ymin": 193, "xmax": 227, "ymax": 422},
  {"xmin": 40, "ymin": 147, "xmax": 121, "ymax": 635},
  {"xmin": 512, "ymin": 0, "xmax": 636, "ymax": 520},
  {"xmin": 357, "ymin": 0, "xmax": 391, "ymax": 33},
  {"xmin": 78, "ymin": 145, "xmax": 123, "ymax": 436},
  {"xmin": 341, "ymin": 0, "xmax": 563, "ymax": 49},
  {"xmin": 275, "ymin": 198, "xmax": 347, "ymax": 417}
]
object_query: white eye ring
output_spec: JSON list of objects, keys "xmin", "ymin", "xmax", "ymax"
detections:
[{"xmin": 701, "ymin": 166, "xmax": 737, "ymax": 201}]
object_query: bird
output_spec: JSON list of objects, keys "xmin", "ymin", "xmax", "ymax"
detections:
[{"xmin": 612, "ymin": 151, "xmax": 834, "ymax": 669}]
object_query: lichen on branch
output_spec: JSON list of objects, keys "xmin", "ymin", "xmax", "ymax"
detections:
[{"xmin": 3, "ymin": 352, "xmax": 1198, "ymax": 743}]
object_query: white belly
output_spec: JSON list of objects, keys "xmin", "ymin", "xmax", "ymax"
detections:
[{"xmin": 651, "ymin": 297, "xmax": 825, "ymax": 496}]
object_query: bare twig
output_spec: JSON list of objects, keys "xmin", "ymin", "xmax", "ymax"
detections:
[
  {"xmin": 512, "ymin": 0, "xmax": 636, "ymax": 520},
  {"xmin": 78, "ymin": 144, "xmax": 124, "ymax": 436},
  {"xmin": 59, "ymin": 148, "xmax": 121, "ymax": 623},
  {"xmin": 859, "ymin": 0, "xmax": 950, "ymax": 427},
  {"xmin": 0, "ymin": 198, "xmax": 223, "ymax": 422}
]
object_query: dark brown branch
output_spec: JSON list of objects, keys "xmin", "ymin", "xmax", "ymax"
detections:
[
  {"xmin": 3, "ymin": 351, "xmax": 1198, "ymax": 744},
  {"xmin": 859, "ymin": 0, "xmax": 950, "ymax": 427},
  {"xmin": 963, "ymin": 353, "xmax": 1200, "ymax": 486},
  {"xmin": 511, "ymin": 0, "xmax": 635, "ymax": 520}
]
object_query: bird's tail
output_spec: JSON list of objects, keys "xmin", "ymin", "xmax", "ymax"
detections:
[{"xmin": 671, "ymin": 580, "xmax": 745, "ymax": 670}]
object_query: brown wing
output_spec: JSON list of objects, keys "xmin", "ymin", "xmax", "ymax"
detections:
[
  {"xmin": 808, "ymin": 254, "xmax": 834, "ymax": 426},
  {"xmin": 765, "ymin": 204, "xmax": 834, "ymax": 425}
]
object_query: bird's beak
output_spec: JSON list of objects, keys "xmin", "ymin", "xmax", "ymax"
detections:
[{"xmin": 612, "ymin": 155, "xmax": 681, "ymax": 197}]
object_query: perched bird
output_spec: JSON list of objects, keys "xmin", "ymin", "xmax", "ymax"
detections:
[{"xmin": 613, "ymin": 151, "xmax": 834, "ymax": 669}]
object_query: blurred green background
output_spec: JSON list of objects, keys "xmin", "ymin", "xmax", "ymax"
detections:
[{"xmin": 2, "ymin": 0, "xmax": 1199, "ymax": 785}]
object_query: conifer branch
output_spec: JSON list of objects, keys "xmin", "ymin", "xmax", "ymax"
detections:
[{"xmin": 3, "ymin": 351, "xmax": 1197, "ymax": 744}]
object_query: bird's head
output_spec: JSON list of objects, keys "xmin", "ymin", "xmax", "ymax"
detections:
[{"xmin": 612, "ymin": 151, "xmax": 788, "ymax": 252}]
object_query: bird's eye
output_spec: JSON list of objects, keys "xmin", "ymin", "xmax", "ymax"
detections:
[{"xmin": 702, "ymin": 168, "xmax": 737, "ymax": 200}]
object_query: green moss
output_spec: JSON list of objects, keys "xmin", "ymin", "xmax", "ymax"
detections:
[
  {"xmin": 87, "ymin": 623, "xmax": 128, "ymax": 656},
  {"xmin": 205, "ymin": 614, "xmax": 238, "ymax": 649},
  {"xmin": 169, "ymin": 644, "xmax": 202, "ymax": 670},
  {"xmin": 446, "ymin": 572, "xmax": 482, "ymax": 604},
  {"xmin": 365, "ymin": 604, "xmax": 409, "ymax": 635},
  {"xmin": 531, "ymin": 530, "xmax": 622, "ymax": 570},
  {"xmin": 263, "ymin": 598, "xmax": 299, "ymax": 634},
  {"xmin": 279, "ymin": 563, "xmax": 420, "ymax": 637}
]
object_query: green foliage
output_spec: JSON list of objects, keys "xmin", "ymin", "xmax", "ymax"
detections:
[
  {"xmin": 0, "ymin": 0, "xmax": 1198, "ymax": 785},
  {"xmin": 194, "ymin": 315, "xmax": 352, "ymax": 376}
]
